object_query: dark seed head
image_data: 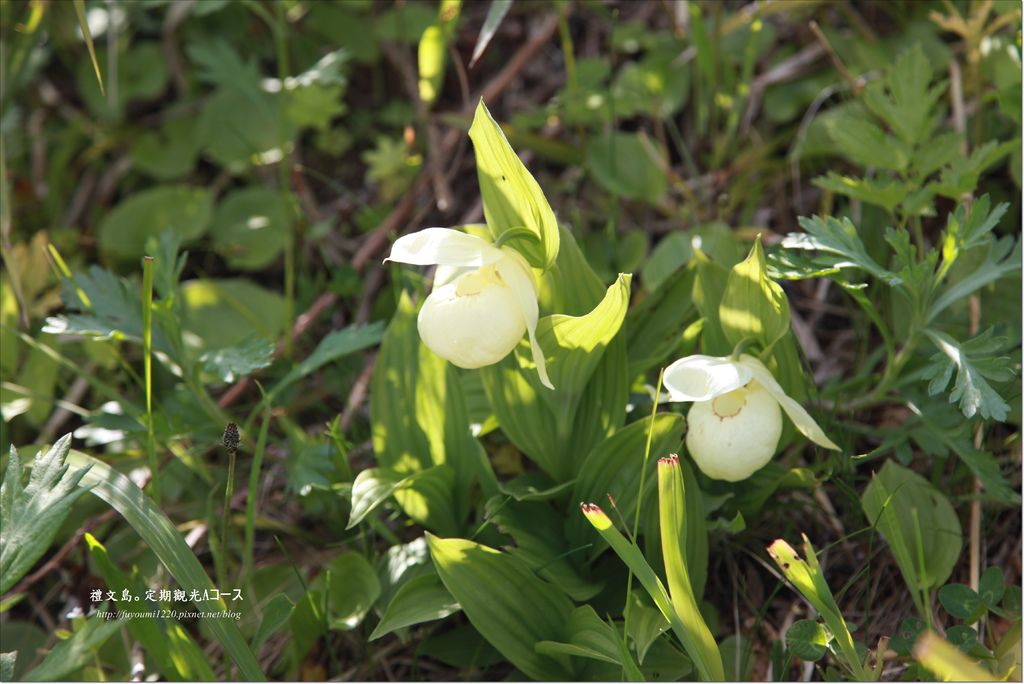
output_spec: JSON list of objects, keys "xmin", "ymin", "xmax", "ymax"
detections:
[{"xmin": 223, "ymin": 422, "xmax": 240, "ymax": 451}]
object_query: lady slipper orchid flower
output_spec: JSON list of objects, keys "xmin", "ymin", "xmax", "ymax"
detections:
[
  {"xmin": 385, "ymin": 227, "xmax": 553, "ymax": 389},
  {"xmin": 663, "ymin": 354, "xmax": 838, "ymax": 482}
]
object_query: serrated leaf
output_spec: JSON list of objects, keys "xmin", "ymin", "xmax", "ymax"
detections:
[
  {"xmin": 0, "ymin": 436, "xmax": 92, "ymax": 594},
  {"xmin": 200, "ymin": 335, "xmax": 274, "ymax": 383},
  {"xmin": 924, "ymin": 328, "xmax": 1015, "ymax": 421},
  {"xmin": 469, "ymin": 100, "xmax": 560, "ymax": 269},
  {"xmin": 787, "ymin": 619, "xmax": 828, "ymax": 661},
  {"xmin": 23, "ymin": 610, "xmax": 124, "ymax": 681},
  {"xmin": 861, "ymin": 45, "xmax": 943, "ymax": 146},
  {"xmin": 369, "ymin": 572, "xmax": 459, "ymax": 640},
  {"xmin": 930, "ymin": 235, "xmax": 1020, "ymax": 322},
  {"xmin": 273, "ymin": 322, "xmax": 383, "ymax": 397},
  {"xmin": 786, "ymin": 215, "xmax": 900, "ymax": 285},
  {"xmin": 427, "ymin": 535, "xmax": 575, "ymax": 680},
  {"xmin": 813, "ymin": 172, "xmax": 911, "ymax": 213},
  {"xmin": 822, "ymin": 114, "xmax": 909, "ymax": 171},
  {"xmin": 719, "ymin": 237, "xmax": 790, "ymax": 350}
]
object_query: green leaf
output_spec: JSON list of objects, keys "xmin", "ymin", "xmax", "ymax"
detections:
[
  {"xmin": 537, "ymin": 273, "xmax": 632, "ymax": 399},
  {"xmin": 84, "ymin": 533, "xmax": 215, "ymax": 681},
  {"xmin": 469, "ymin": 0, "xmax": 512, "ymax": 67},
  {"xmin": 0, "ymin": 652, "xmax": 14, "ymax": 682},
  {"xmin": 65, "ymin": 450, "xmax": 265, "ymax": 680},
  {"xmin": 427, "ymin": 535, "xmax": 575, "ymax": 680},
  {"xmin": 347, "ymin": 465, "xmax": 458, "ymax": 535},
  {"xmin": 813, "ymin": 172, "xmax": 911, "ymax": 213},
  {"xmin": 786, "ymin": 215, "xmax": 900, "ymax": 285},
  {"xmin": 580, "ymin": 503, "xmax": 724, "ymax": 680},
  {"xmin": 132, "ymin": 117, "xmax": 200, "ymax": 180},
  {"xmin": 938, "ymin": 584, "xmax": 985, "ymax": 622},
  {"xmin": 469, "ymin": 100, "xmax": 560, "ymax": 269},
  {"xmin": 625, "ymin": 593, "xmax": 669, "ymax": 664},
  {"xmin": 273, "ymin": 322, "xmax": 383, "ymax": 397},
  {"xmin": 369, "ymin": 572, "xmax": 459, "ymax": 640},
  {"xmin": 585, "ymin": 131, "xmax": 668, "ymax": 205},
  {"xmin": 891, "ymin": 618, "xmax": 927, "ymax": 656},
  {"xmin": 822, "ymin": 113, "xmax": 909, "ymax": 171},
  {"xmin": 487, "ymin": 498, "xmax": 603, "ymax": 601},
  {"xmin": 210, "ymin": 188, "xmax": 290, "ymax": 271},
  {"xmin": 719, "ymin": 237, "xmax": 790, "ymax": 350},
  {"xmin": 923, "ymin": 328, "xmax": 1015, "ymax": 421},
  {"xmin": 197, "ymin": 89, "xmax": 292, "ymax": 174},
  {"xmin": 568, "ymin": 414, "xmax": 686, "ymax": 556},
  {"xmin": 627, "ymin": 263, "xmax": 698, "ymax": 377},
  {"xmin": 180, "ymin": 279, "xmax": 288, "ymax": 351},
  {"xmin": 535, "ymin": 605, "xmax": 644, "ymax": 680},
  {"xmin": 861, "ymin": 44, "xmax": 943, "ymax": 146},
  {"xmin": 933, "ymin": 140, "xmax": 1017, "ymax": 199},
  {"xmin": 23, "ymin": 610, "xmax": 124, "ymax": 681},
  {"xmin": 787, "ymin": 619, "xmax": 828, "ymax": 661},
  {"xmin": 252, "ymin": 595, "xmax": 294, "ymax": 653},
  {"xmin": 657, "ymin": 456, "xmax": 724, "ymax": 681},
  {"xmin": 692, "ymin": 249, "xmax": 732, "ymax": 356},
  {"xmin": 98, "ymin": 186, "xmax": 212, "ymax": 261},
  {"xmin": 930, "ymin": 236, "xmax": 1020, "ymax": 322},
  {"xmin": 200, "ymin": 335, "xmax": 274, "ymax": 383},
  {"xmin": 979, "ymin": 566, "xmax": 1005, "ymax": 607},
  {"xmin": 325, "ymin": 552, "xmax": 381, "ymax": 630},
  {"xmin": 0, "ymin": 436, "xmax": 92, "ymax": 594},
  {"xmin": 861, "ymin": 460, "xmax": 963, "ymax": 609}
]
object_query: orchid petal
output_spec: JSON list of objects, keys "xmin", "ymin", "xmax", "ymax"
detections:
[
  {"xmin": 663, "ymin": 355, "xmax": 753, "ymax": 402},
  {"xmin": 737, "ymin": 354, "xmax": 840, "ymax": 450},
  {"xmin": 496, "ymin": 250, "xmax": 554, "ymax": 390},
  {"xmin": 386, "ymin": 228, "xmax": 505, "ymax": 268}
]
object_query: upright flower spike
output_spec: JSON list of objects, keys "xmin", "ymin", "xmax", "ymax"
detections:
[
  {"xmin": 386, "ymin": 227, "xmax": 553, "ymax": 389},
  {"xmin": 663, "ymin": 353, "xmax": 838, "ymax": 482}
]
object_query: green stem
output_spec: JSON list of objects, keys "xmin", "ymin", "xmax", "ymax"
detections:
[
  {"xmin": 243, "ymin": 398, "xmax": 273, "ymax": 579},
  {"xmin": 141, "ymin": 256, "xmax": 160, "ymax": 505}
]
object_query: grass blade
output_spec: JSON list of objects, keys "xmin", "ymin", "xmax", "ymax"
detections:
[
  {"xmin": 65, "ymin": 449, "xmax": 265, "ymax": 681},
  {"xmin": 72, "ymin": 0, "xmax": 104, "ymax": 96}
]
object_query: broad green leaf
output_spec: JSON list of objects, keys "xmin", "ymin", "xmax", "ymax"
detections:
[
  {"xmin": 579, "ymin": 503, "xmax": 724, "ymax": 680},
  {"xmin": 132, "ymin": 117, "xmax": 200, "ymax": 180},
  {"xmin": 487, "ymin": 498, "xmax": 603, "ymax": 601},
  {"xmin": 85, "ymin": 533, "xmax": 215, "ymax": 681},
  {"xmin": 324, "ymin": 552, "xmax": 381, "ymax": 630},
  {"xmin": 0, "ymin": 622, "xmax": 45, "ymax": 681},
  {"xmin": 200, "ymin": 335, "xmax": 274, "ymax": 383},
  {"xmin": 427, "ymin": 535, "xmax": 575, "ymax": 680},
  {"xmin": 979, "ymin": 566, "xmax": 1006, "ymax": 607},
  {"xmin": 415, "ymin": 623, "xmax": 503, "ymax": 668},
  {"xmin": 0, "ymin": 652, "xmax": 13, "ymax": 682},
  {"xmin": 786, "ymin": 619, "xmax": 828, "ymax": 661},
  {"xmin": 535, "ymin": 605, "xmax": 643, "ymax": 680},
  {"xmin": 923, "ymin": 328, "xmax": 1015, "ymax": 421},
  {"xmin": 197, "ymin": 89, "xmax": 292, "ymax": 174},
  {"xmin": 719, "ymin": 237, "xmax": 790, "ymax": 350},
  {"xmin": 347, "ymin": 466, "xmax": 458, "ymax": 535},
  {"xmin": 585, "ymin": 131, "xmax": 668, "ymax": 205},
  {"xmin": 180, "ymin": 279, "xmax": 287, "ymax": 351},
  {"xmin": 98, "ymin": 186, "xmax": 212, "ymax": 261},
  {"xmin": 657, "ymin": 456, "xmax": 723, "ymax": 681},
  {"xmin": 23, "ymin": 610, "xmax": 124, "ymax": 681},
  {"xmin": 1, "ymin": 436, "xmax": 92, "ymax": 594},
  {"xmin": 469, "ymin": 0, "xmax": 512, "ymax": 67},
  {"xmin": 568, "ymin": 414, "xmax": 685, "ymax": 556},
  {"xmin": 913, "ymin": 632, "xmax": 996, "ymax": 682},
  {"xmin": 65, "ymin": 450, "xmax": 265, "ymax": 680},
  {"xmin": 861, "ymin": 461, "xmax": 963, "ymax": 610},
  {"xmin": 627, "ymin": 263, "xmax": 698, "ymax": 377},
  {"xmin": 692, "ymin": 249, "xmax": 732, "ymax": 356},
  {"xmin": 938, "ymin": 584, "xmax": 985, "ymax": 622},
  {"xmin": 210, "ymin": 188, "xmax": 290, "ymax": 271},
  {"xmin": 565, "ymin": 333, "xmax": 630, "ymax": 475},
  {"xmin": 891, "ymin": 618, "xmax": 927, "ymax": 656},
  {"xmin": 469, "ymin": 100, "xmax": 560, "ymax": 269},
  {"xmin": 625, "ymin": 592, "xmax": 669, "ymax": 664},
  {"xmin": 369, "ymin": 572, "xmax": 459, "ymax": 640}
]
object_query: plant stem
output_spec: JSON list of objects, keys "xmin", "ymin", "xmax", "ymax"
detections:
[
  {"xmin": 141, "ymin": 256, "xmax": 160, "ymax": 505},
  {"xmin": 243, "ymin": 398, "xmax": 273, "ymax": 579}
]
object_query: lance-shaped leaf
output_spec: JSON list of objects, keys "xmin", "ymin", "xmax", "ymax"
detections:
[
  {"xmin": 580, "ymin": 503, "xmax": 724, "ymax": 681},
  {"xmin": 535, "ymin": 604, "xmax": 644, "ymax": 681},
  {"xmin": 719, "ymin": 237, "xmax": 790, "ymax": 350},
  {"xmin": 369, "ymin": 572, "xmax": 459, "ymax": 641},
  {"xmin": 469, "ymin": 100, "xmax": 560, "ymax": 270},
  {"xmin": 657, "ymin": 455, "xmax": 724, "ymax": 681},
  {"xmin": 767, "ymin": 536, "xmax": 867, "ymax": 680}
]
